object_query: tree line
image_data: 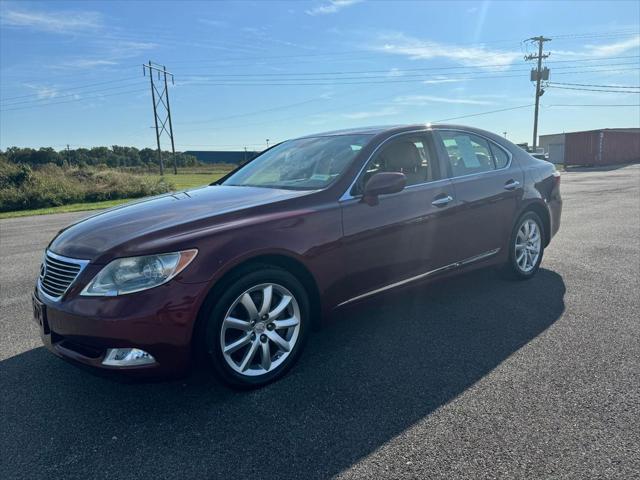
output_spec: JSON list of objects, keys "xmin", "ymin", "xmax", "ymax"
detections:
[{"xmin": 1, "ymin": 146, "xmax": 199, "ymax": 169}]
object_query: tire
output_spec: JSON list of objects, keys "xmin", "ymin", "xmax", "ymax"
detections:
[
  {"xmin": 203, "ymin": 264, "xmax": 309, "ymax": 389},
  {"xmin": 504, "ymin": 211, "xmax": 545, "ymax": 280}
]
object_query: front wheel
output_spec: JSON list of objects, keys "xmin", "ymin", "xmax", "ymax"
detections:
[
  {"xmin": 505, "ymin": 211, "xmax": 545, "ymax": 280},
  {"xmin": 204, "ymin": 266, "xmax": 309, "ymax": 388}
]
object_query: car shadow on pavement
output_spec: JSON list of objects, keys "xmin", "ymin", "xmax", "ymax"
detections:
[{"xmin": 1, "ymin": 267, "xmax": 565, "ymax": 480}]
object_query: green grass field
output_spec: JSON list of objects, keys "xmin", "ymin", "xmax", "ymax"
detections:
[
  {"xmin": 148, "ymin": 171, "xmax": 227, "ymax": 190},
  {"xmin": 0, "ymin": 167, "xmax": 233, "ymax": 219}
]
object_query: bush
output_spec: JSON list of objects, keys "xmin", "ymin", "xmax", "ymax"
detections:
[{"xmin": 0, "ymin": 160, "xmax": 175, "ymax": 212}]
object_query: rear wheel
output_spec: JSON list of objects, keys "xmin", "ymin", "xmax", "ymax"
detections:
[
  {"xmin": 204, "ymin": 266, "xmax": 309, "ymax": 388},
  {"xmin": 505, "ymin": 211, "xmax": 544, "ymax": 280}
]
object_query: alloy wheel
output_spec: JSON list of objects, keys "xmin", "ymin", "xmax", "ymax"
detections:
[
  {"xmin": 220, "ymin": 283, "xmax": 301, "ymax": 377},
  {"xmin": 515, "ymin": 219, "xmax": 541, "ymax": 273}
]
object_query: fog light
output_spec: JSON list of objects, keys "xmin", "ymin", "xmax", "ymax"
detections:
[{"xmin": 102, "ymin": 348, "xmax": 156, "ymax": 367}]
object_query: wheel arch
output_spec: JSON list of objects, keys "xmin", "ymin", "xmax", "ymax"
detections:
[
  {"xmin": 518, "ymin": 200, "xmax": 551, "ymax": 246},
  {"xmin": 191, "ymin": 253, "xmax": 323, "ymax": 358}
]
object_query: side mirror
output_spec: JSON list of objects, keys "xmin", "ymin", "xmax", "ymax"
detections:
[{"xmin": 362, "ymin": 172, "xmax": 406, "ymax": 205}]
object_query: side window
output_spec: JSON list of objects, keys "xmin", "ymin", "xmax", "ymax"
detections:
[
  {"xmin": 356, "ymin": 134, "xmax": 438, "ymax": 193},
  {"xmin": 490, "ymin": 144, "xmax": 510, "ymax": 169},
  {"xmin": 438, "ymin": 131, "xmax": 496, "ymax": 177}
]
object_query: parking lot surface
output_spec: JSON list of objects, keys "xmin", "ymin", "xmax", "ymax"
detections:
[{"xmin": 1, "ymin": 164, "xmax": 639, "ymax": 479}]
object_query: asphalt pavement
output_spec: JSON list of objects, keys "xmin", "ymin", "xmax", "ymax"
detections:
[{"xmin": 1, "ymin": 164, "xmax": 639, "ymax": 479}]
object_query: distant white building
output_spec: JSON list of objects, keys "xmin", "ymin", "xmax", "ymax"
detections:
[{"xmin": 538, "ymin": 133, "xmax": 566, "ymax": 164}]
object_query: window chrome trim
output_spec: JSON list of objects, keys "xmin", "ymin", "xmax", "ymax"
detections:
[
  {"xmin": 37, "ymin": 250, "xmax": 90, "ymax": 302},
  {"xmin": 434, "ymin": 128, "xmax": 514, "ymax": 180},
  {"xmin": 339, "ymin": 128, "xmax": 432, "ymax": 202},
  {"xmin": 336, "ymin": 248, "xmax": 500, "ymax": 308},
  {"xmin": 339, "ymin": 127, "xmax": 515, "ymax": 201}
]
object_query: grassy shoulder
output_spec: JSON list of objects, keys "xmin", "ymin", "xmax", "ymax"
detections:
[
  {"xmin": 147, "ymin": 171, "xmax": 229, "ymax": 190},
  {"xmin": 0, "ymin": 166, "xmax": 233, "ymax": 219},
  {"xmin": 0, "ymin": 198, "xmax": 132, "ymax": 219}
]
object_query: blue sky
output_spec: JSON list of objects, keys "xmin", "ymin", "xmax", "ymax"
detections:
[{"xmin": 1, "ymin": 0, "xmax": 638, "ymax": 151}]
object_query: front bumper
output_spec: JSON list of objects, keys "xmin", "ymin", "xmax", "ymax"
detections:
[{"xmin": 33, "ymin": 280, "xmax": 210, "ymax": 378}]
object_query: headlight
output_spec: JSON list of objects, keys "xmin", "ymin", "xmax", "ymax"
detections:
[{"xmin": 81, "ymin": 249, "xmax": 197, "ymax": 296}]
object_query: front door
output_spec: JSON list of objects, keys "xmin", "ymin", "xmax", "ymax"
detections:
[{"xmin": 338, "ymin": 131, "xmax": 459, "ymax": 303}]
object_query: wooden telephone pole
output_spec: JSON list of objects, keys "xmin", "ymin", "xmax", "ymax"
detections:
[{"xmin": 525, "ymin": 36, "xmax": 551, "ymax": 150}]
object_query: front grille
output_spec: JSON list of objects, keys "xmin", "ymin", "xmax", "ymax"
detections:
[{"xmin": 39, "ymin": 251, "xmax": 87, "ymax": 300}]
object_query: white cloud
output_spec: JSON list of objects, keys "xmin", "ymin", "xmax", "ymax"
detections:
[
  {"xmin": 370, "ymin": 33, "xmax": 520, "ymax": 70},
  {"xmin": 110, "ymin": 41, "xmax": 157, "ymax": 57},
  {"xmin": 548, "ymin": 34, "xmax": 640, "ymax": 59},
  {"xmin": 342, "ymin": 106, "xmax": 398, "ymax": 120},
  {"xmin": 588, "ymin": 34, "xmax": 640, "ymax": 56},
  {"xmin": 60, "ymin": 59, "xmax": 118, "ymax": 68},
  {"xmin": 422, "ymin": 77, "xmax": 468, "ymax": 85},
  {"xmin": 1, "ymin": 8, "xmax": 101, "ymax": 33},
  {"xmin": 386, "ymin": 68, "xmax": 404, "ymax": 77},
  {"xmin": 394, "ymin": 95, "xmax": 494, "ymax": 106},
  {"xmin": 306, "ymin": 0, "xmax": 363, "ymax": 16},
  {"xmin": 54, "ymin": 41, "xmax": 156, "ymax": 70},
  {"xmin": 23, "ymin": 84, "xmax": 59, "ymax": 99}
]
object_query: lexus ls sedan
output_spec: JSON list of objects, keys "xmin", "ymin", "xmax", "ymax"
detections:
[{"xmin": 33, "ymin": 124, "xmax": 562, "ymax": 388}]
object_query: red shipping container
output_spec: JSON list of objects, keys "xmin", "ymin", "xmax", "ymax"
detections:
[{"xmin": 564, "ymin": 128, "xmax": 640, "ymax": 166}]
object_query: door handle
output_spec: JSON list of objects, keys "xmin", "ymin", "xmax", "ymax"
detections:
[
  {"xmin": 432, "ymin": 195, "xmax": 453, "ymax": 207},
  {"xmin": 504, "ymin": 180, "xmax": 520, "ymax": 191}
]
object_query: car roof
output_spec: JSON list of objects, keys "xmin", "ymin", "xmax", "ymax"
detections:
[{"xmin": 295, "ymin": 123, "xmax": 496, "ymax": 139}]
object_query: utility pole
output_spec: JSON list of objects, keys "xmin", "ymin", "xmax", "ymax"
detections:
[
  {"xmin": 525, "ymin": 36, "xmax": 551, "ymax": 150},
  {"xmin": 244, "ymin": 146, "xmax": 247, "ymax": 164},
  {"xmin": 143, "ymin": 61, "xmax": 176, "ymax": 175}
]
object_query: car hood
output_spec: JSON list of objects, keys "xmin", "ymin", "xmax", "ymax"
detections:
[{"xmin": 49, "ymin": 185, "xmax": 313, "ymax": 261}]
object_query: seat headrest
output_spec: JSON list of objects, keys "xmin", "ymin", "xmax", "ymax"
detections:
[{"xmin": 381, "ymin": 141, "xmax": 421, "ymax": 171}]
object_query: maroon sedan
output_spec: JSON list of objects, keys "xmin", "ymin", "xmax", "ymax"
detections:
[{"xmin": 33, "ymin": 124, "xmax": 562, "ymax": 388}]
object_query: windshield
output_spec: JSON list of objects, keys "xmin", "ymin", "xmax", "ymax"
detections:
[{"xmin": 221, "ymin": 134, "xmax": 373, "ymax": 190}]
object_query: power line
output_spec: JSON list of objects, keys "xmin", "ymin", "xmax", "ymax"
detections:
[
  {"xmin": 2, "ymin": 56, "xmax": 635, "ymax": 103},
  {"xmin": 179, "ymin": 60, "xmax": 640, "ymax": 81},
  {"xmin": 175, "ymin": 66, "xmax": 639, "ymax": 87},
  {"xmin": 549, "ymin": 29, "xmax": 639, "ymax": 39},
  {"xmin": 0, "ymin": 77, "xmax": 140, "ymax": 102},
  {"xmin": 0, "ymin": 88, "xmax": 148, "ymax": 112},
  {"xmin": 546, "ymin": 104, "xmax": 640, "ymax": 107},
  {"xmin": 178, "ymin": 55, "xmax": 640, "ymax": 77},
  {"xmin": 177, "ymin": 61, "xmax": 640, "ymax": 84},
  {"xmin": 546, "ymin": 85, "xmax": 640, "ymax": 93},
  {"xmin": 176, "ymin": 97, "xmax": 326, "ymax": 126},
  {"xmin": 548, "ymin": 81, "xmax": 640, "ymax": 89},
  {"xmin": 163, "ymin": 29, "xmax": 638, "ymax": 64},
  {"xmin": 3, "ymin": 66, "xmax": 637, "ymax": 114},
  {"xmin": 433, "ymin": 104, "xmax": 534, "ymax": 122},
  {"xmin": 2, "ymin": 56, "xmax": 629, "ymax": 106},
  {"xmin": 0, "ymin": 80, "xmax": 145, "ymax": 107}
]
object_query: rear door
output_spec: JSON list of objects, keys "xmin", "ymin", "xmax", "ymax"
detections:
[
  {"xmin": 338, "ymin": 131, "xmax": 459, "ymax": 302},
  {"xmin": 433, "ymin": 129, "xmax": 523, "ymax": 262}
]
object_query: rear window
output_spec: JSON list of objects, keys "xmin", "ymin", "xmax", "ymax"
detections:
[{"xmin": 438, "ymin": 131, "xmax": 510, "ymax": 176}]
